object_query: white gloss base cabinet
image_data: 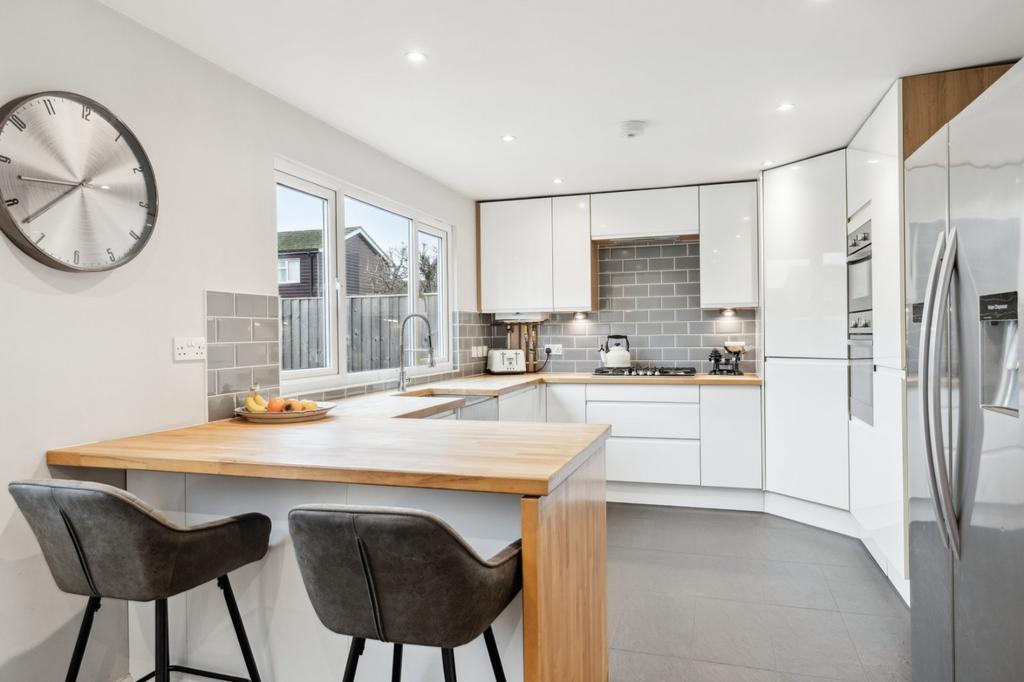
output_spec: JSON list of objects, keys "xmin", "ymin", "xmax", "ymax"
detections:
[
  {"xmin": 605, "ymin": 438, "xmax": 701, "ymax": 486},
  {"xmin": 764, "ymin": 358, "xmax": 850, "ymax": 510},
  {"xmin": 590, "ymin": 186, "xmax": 699, "ymax": 240},
  {"xmin": 700, "ymin": 386, "xmax": 763, "ymax": 489},
  {"xmin": 699, "ymin": 182, "xmax": 760, "ymax": 309},
  {"xmin": 497, "ymin": 385, "xmax": 546, "ymax": 422},
  {"xmin": 545, "ymin": 384, "xmax": 586, "ymax": 423},
  {"xmin": 762, "ymin": 150, "xmax": 849, "ymax": 359}
]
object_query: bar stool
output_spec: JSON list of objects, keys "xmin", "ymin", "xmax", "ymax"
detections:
[
  {"xmin": 8, "ymin": 479, "xmax": 271, "ymax": 682},
  {"xmin": 288, "ymin": 505, "xmax": 522, "ymax": 682}
]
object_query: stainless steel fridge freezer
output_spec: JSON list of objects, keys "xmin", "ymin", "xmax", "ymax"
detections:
[{"xmin": 906, "ymin": 61, "xmax": 1024, "ymax": 681}]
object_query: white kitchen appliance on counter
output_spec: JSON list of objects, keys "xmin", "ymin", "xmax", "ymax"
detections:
[
  {"xmin": 599, "ymin": 334, "xmax": 632, "ymax": 368},
  {"xmin": 486, "ymin": 349, "xmax": 527, "ymax": 374}
]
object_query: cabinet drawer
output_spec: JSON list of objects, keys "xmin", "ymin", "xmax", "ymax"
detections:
[
  {"xmin": 586, "ymin": 384, "xmax": 699, "ymax": 403},
  {"xmin": 606, "ymin": 437, "xmax": 700, "ymax": 485},
  {"xmin": 587, "ymin": 401, "xmax": 699, "ymax": 439}
]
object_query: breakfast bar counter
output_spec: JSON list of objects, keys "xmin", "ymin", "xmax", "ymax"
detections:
[{"xmin": 47, "ymin": 413, "xmax": 610, "ymax": 682}]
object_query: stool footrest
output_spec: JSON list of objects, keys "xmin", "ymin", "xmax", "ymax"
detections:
[{"xmin": 136, "ymin": 664, "xmax": 254, "ymax": 682}]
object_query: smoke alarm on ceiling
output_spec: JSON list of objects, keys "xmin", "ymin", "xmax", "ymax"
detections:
[{"xmin": 620, "ymin": 120, "xmax": 649, "ymax": 138}]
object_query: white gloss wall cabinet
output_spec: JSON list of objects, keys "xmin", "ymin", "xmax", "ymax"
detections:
[
  {"xmin": 764, "ymin": 358, "xmax": 850, "ymax": 509},
  {"xmin": 699, "ymin": 182, "xmax": 759, "ymax": 309},
  {"xmin": 700, "ymin": 386, "xmax": 763, "ymax": 489},
  {"xmin": 479, "ymin": 198, "xmax": 553, "ymax": 313},
  {"xmin": 497, "ymin": 384, "xmax": 546, "ymax": 422},
  {"xmin": 545, "ymin": 384, "xmax": 586, "ymax": 423},
  {"xmin": 551, "ymin": 195, "xmax": 595, "ymax": 311},
  {"xmin": 847, "ymin": 82, "xmax": 904, "ymax": 369},
  {"xmin": 763, "ymin": 150, "xmax": 849, "ymax": 359},
  {"xmin": 590, "ymin": 186, "xmax": 699, "ymax": 239}
]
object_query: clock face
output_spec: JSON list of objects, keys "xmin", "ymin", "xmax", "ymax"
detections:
[{"xmin": 0, "ymin": 92, "xmax": 158, "ymax": 271}]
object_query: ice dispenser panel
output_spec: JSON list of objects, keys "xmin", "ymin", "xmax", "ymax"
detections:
[{"xmin": 979, "ymin": 291, "xmax": 1019, "ymax": 416}]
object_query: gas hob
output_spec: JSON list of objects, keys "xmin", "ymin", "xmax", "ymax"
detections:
[{"xmin": 593, "ymin": 366, "xmax": 697, "ymax": 377}]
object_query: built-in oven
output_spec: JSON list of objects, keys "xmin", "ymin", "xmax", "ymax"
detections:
[
  {"xmin": 848, "ymin": 220, "xmax": 872, "ymax": 313},
  {"xmin": 849, "ymin": 310, "xmax": 873, "ymax": 425}
]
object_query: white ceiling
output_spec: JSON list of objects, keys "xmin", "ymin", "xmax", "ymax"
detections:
[{"xmin": 99, "ymin": 0, "xmax": 1024, "ymax": 200}]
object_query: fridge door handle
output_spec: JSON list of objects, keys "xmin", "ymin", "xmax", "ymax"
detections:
[
  {"xmin": 919, "ymin": 233, "xmax": 950, "ymax": 548},
  {"xmin": 928, "ymin": 227, "xmax": 962, "ymax": 558}
]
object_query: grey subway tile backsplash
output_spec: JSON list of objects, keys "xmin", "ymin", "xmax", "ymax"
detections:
[
  {"xmin": 206, "ymin": 291, "xmax": 234, "ymax": 317},
  {"xmin": 235, "ymin": 293, "xmax": 269, "ymax": 318},
  {"xmin": 538, "ymin": 238, "xmax": 759, "ymax": 373},
  {"xmin": 217, "ymin": 317, "xmax": 252, "ymax": 342},
  {"xmin": 206, "ymin": 291, "xmax": 280, "ymax": 421}
]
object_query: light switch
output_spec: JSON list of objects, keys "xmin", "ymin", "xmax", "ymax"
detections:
[{"xmin": 174, "ymin": 337, "xmax": 208, "ymax": 361}]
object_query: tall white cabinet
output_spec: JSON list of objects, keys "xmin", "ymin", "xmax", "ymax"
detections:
[
  {"xmin": 762, "ymin": 150, "xmax": 849, "ymax": 359},
  {"xmin": 699, "ymin": 182, "xmax": 759, "ymax": 309}
]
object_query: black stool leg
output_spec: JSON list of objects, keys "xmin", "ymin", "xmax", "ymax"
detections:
[
  {"xmin": 65, "ymin": 597, "xmax": 101, "ymax": 682},
  {"xmin": 441, "ymin": 648, "xmax": 457, "ymax": 682},
  {"xmin": 391, "ymin": 643, "xmax": 403, "ymax": 682},
  {"xmin": 342, "ymin": 637, "xmax": 365, "ymax": 682},
  {"xmin": 155, "ymin": 599, "xmax": 170, "ymax": 682},
  {"xmin": 217, "ymin": 575, "xmax": 263, "ymax": 682},
  {"xmin": 482, "ymin": 627, "xmax": 506, "ymax": 682}
]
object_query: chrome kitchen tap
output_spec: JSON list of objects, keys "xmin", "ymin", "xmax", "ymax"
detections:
[{"xmin": 398, "ymin": 313, "xmax": 435, "ymax": 392}]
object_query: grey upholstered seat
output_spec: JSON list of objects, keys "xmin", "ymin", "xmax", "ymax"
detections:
[
  {"xmin": 289, "ymin": 504, "xmax": 522, "ymax": 681},
  {"xmin": 9, "ymin": 479, "xmax": 271, "ymax": 682},
  {"xmin": 9, "ymin": 478, "xmax": 270, "ymax": 602}
]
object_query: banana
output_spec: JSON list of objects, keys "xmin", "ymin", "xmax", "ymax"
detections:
[
  {"xmin": 253, "ymin": 393, "xmax": 268, "ymax": 408},
  {"xmin": 244, "ymin": 395, "xmax": 268, "ymax": 413},
  {"xmin": 300, "ymin": 400, "xmax": 318, "ymax": 411}
]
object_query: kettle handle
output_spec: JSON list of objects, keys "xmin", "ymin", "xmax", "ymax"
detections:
[{"xmin": 606, "ymin": 334, "xmax": 630, "ymax": 350}]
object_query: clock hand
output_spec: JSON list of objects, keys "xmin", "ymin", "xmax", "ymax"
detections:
[
  {"xmin": 17, "ymin": 175, "xmax": 82, "ymax": 188},
  {"xmin": 22, "ymin": 181, "xmax": 85, "ymax": 225}
]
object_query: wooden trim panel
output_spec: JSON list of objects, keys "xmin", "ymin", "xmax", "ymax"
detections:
[
  {"xmin": 522, "ymin": 445, "xmax": 608, "ymax": 682},
  {"xmin": 902, "ymin": 62, "xmax": 1016, "ymax": 159}
]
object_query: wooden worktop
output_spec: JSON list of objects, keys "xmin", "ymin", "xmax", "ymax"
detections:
[
  {"xmin": 47, "ymin": 416, "xmax": 610, "ymax": 496},
  {"xmin": 329, "ymin": 391, "xmax": 467, "ymax": 419},
  {"xmin": 405, "ymin": 371, "xmax": 761, "ymax": 397}
]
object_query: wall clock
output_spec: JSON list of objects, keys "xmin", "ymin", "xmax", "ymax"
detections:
[{"xmin": 0, "ymin": 91, "xmax": 158, "ymax": 271}]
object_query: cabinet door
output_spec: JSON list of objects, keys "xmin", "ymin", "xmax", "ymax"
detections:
[
  {"xmin": 552, "ymin": 195, "xmax": 595, "ymax": 311},
  {"xmin": 479, "ymin": 198, "xmax": 553, "ymax": 313},
  {"xmin": 587, "ymin": 401, "xmax": 700, "ymax": 439},
  {"xmin": 606, "ymin": 437, "xmax": 701, "ymax": 485},
  {"xmin": 764, "ymin": 358, "xmax": 849, "ymax": 509},
  {"xmin": 763, "ymin": 151, "xmax": 848, "ymax": 359},
  {"xmin": 590, "ymin": 186, "xmax": 698, "ymax": 239},
  {"xmin": 498, "ymin": 385, "xmax": 545, "ymax": 422},
  {"xmin": 546, "ymin": 384, "xmax": 586, "ymax": 423},
  {"xmin": 700, "ymin": 386, "xmax": 762, "ymax": 488},
  {"xmin": 699, "ymin": 182, "xmax": 759, "ymax": 308},
  {"xmin": 848, "ymin": 83, "xmax": 903, "ymax": 369}
]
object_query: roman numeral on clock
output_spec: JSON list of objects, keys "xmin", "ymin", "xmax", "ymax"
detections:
[
  {"xmin": 4, "ymin": 198, "xmax": 18, "ymax": 207},
  {"xmin": 129, "ymin": 230, "xmax": 141, "ymax": 241},
  {"xmin": 0, "ymin": 156, "xmax": 10, "ymax": 164},
  {"xmin": 10, "ymin": 115, "xmax": 26, "ymax": 131},
  {"xmin": 43, "ymin": 99, "xmax": 56, "ymax": 115}
]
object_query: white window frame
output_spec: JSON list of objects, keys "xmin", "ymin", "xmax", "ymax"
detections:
[
  {"xmin": 275, "ymin": 158, "xmax": 455, "ymax": 392},
  {"xmin": 277, "ymin": 257, "xmax": 301, "ymax": 284}
]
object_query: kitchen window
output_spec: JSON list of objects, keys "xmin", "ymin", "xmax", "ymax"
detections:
[{"xmin": 275, "ymin": 163, "xmax": 453, "ymax": 388}]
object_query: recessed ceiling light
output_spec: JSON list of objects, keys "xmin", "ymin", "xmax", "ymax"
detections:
[
  {"xmin": 867, "ymin": 158, "xmax": 880, "ymax": 164},
  {"xmin": 501, "ymin": 134, "xmax": 517, "ymax": 142},
  {"xmin": 553, "ymin": 177, "xmax": 564, "ymax": 185},
  {"xmin": 405, "ymin": 51, "xmax": 428, "ymax": 63},
  {"xmin": 776, "ymin": 102, "xmax": 796, "ymax": 112},
  {"xmin": 578, "ymin": 202, "xmax": 586, "ymax": 209},
  {"xmin": 762, "ymin": 160, "xmax": 774, "ymax": 167}
]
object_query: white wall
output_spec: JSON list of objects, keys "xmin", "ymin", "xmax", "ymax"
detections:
[{"xmin": 0, "ymin": 0, "xmax": 475, "ymax": 678}]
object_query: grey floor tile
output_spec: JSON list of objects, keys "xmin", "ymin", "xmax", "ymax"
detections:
[
  {"xmin": 610, "ymin": 649, "xmax": 691, "ymax": 682},
  {"xmin": 760, "ymin": 561, "xmax": 838, "ymax": 611},
  {"xmin": 683, "ymin": 660, "xmax": 783, "ymax": 681},
  {"xmin": 611, "ymin": 591, "xmax": 696, "ymax": 658},
  {"xmin": 768, "ymin": 605, "xmax": 866, "ymax": 681},
  {"xmin": 756, "ymin": 527, "xmax": 874, "ymax": 569},
  {"xmin": 691, "ymin": 598, "xmax": 777, "ymax": 670},
  {"xmin": 841, "ymin": 612, "xmax": 911, "ymax": 682},
  {"xmin": 821, "ymin": 565, "xmax": 908, "ymax": 617}
]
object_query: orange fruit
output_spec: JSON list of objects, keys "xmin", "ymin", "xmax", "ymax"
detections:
[
  {"xmin": 284, "ymin": 399, "xmax": 303, "ymax": 412},
  {"xmin": 267, "ymin": 397, "xmax": 286, "ymax": 413}
]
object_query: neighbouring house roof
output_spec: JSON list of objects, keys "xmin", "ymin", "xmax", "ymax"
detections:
[
  {"xmin": 344, "ymin": 226, "xmax": 389, "ymax": 260},
  {"xmin": 278, "ymin": 229, "xmax": 323, "ymax": 252}
]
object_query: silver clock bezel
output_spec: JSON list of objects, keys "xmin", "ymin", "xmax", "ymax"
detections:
[{"xmin": 0, "ymin": 91, "xmax": 159, "ymax": 273}]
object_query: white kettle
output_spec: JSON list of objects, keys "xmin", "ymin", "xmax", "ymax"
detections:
[{"xmin": 599, "ymin": 334, "xmax": 632, "ymax": 368}]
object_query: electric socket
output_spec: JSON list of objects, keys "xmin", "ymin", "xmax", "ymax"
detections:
[
  {"xmin": 470, "ymin": 345, "xmax": 490, "ymax": 358},
  {"xmin": 544, "ymin": 344, "xmax": 563, "ymax": 356},
  {"xmin": 174, "ymin": 337, "xmax": 207, "ymax": 361}
]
